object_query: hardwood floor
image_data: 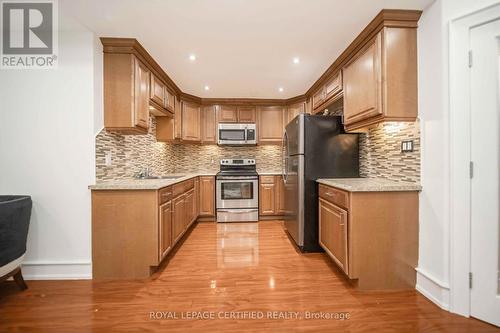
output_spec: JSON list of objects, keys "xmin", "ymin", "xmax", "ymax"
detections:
[{"xmin": 0, "ymin": 221, "xmax": 498, "ymax": 332}]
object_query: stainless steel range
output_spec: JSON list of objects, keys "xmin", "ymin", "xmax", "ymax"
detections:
[{"xmin": 216, "ymin": 159, "xmax": 259, "ymax": 222}]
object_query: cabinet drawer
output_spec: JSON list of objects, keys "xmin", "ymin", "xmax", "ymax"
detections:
[
  {"xmin": 173, "ymin": 178, "xmax": 195, "ymax": 197},
  {"xmin": 319, "ymin": 184, "xmax": 349, "ymax": 209},
  {"xmin": 260, "ymin": 175, "xmax": 276, "ymax": 184},
  {"xmin": 158, "ymin": 186, "xmax": 172, "ymax": 205}
]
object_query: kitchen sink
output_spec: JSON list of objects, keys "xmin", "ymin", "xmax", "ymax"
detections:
[{"xmin": 138, "ymin": 175, "xmax": 185, "ymax": 180}]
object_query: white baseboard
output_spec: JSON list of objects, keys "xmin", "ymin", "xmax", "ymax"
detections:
[
  {"xmin": 21, "ymin": 261, "xmax": 92, "ymax": 280},
  {"xmin": 415, "ymin": 267, "xmax": 450, "ymax": 310}
]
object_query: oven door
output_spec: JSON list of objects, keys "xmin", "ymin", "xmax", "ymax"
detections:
[{"xmin": 216, "ymin": 177, "xmax": 258, "ymax": 209}]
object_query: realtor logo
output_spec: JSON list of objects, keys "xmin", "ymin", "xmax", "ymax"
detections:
[{"xmin": 1, "ymin": 0, "xmax": 58, "ymax": 68}]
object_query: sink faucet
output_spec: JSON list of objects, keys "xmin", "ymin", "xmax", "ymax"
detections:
[{"xmin": 135, "ymin": 167, "xmax": 151, "ymax": 179}]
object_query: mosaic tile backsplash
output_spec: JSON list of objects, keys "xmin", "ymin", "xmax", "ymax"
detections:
[
  {"xmin": 95, "ymin": 117, "xmax": 420, "ymax": 183},
  {"xmin": 359, "ymin": 121, "xmax": 420, "ymax": 183}
]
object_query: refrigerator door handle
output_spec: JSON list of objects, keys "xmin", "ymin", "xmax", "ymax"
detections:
[{"xmin": 282, "ymin": 132, "xmax": 288, "ymax": 184}]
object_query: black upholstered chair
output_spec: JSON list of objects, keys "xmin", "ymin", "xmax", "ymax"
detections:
[{"xmin": 0, "ymin": 195, "xmax": 32, "ymax": 290}]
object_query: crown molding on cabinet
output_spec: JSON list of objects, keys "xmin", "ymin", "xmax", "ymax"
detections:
[
  {"xmin": 101, "ymin": 37, "xmax": 182, "ymax": 96},
  {"xmin": 101, "ymin": 9, "xmax": 421, "ymax": 107},
  {"xmin": 304, "ymin": 9, "xmax": 422, "ymax": 97}
]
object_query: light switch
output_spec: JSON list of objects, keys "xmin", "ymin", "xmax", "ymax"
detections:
[{"xmin": 401, "ymin": 140, "xmax": 414, "ymax": 153}]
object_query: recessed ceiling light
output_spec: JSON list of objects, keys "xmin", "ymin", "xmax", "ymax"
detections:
[
  {"xmin": 279, "ymin": 87, "xmax": 284, "ymax": 92},
  {"xmin": 189, "ymin": 54, "xmax": 196, "ymax": 61},
  {"xmin": 293, "ymin": 57, "xmax": 300, "ymax": 64},
  {"xmin": 204, "ymin": 85, "xmax": 210, "ymax": 91}
]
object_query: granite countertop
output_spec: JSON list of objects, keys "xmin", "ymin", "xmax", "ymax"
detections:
[
  {"xmin": 258, "ymin": 171, "xmax": 282, "ymax": 175},
  {"xmin": 316, "ymin": 178, "xmax": 422, "ymax": 192},
  {"xmin": 89, "ymin": 172, "xmax": 217, "ymax": 190}
]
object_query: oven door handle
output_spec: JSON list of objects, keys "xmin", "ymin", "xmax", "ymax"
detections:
[
  {"xmin": 216, "ymin": 177, "xmax": 258, "ymax": 181},
  {"xmin": 217, "ymin": 209, "xmax": 258, "ymax": 213}
]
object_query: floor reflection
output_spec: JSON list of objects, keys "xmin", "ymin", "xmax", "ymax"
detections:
[{"xmin": 216, "ymin": 222, "xmax": 259, "ymax": 268}]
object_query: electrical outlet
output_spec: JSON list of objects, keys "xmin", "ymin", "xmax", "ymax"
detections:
[
  {"xmin": 401, "ymin": 140, "xmax": 414, "ymax": 153},
  {"xmin": 105, "ymin": 151, "xmax": 112, "ymax": 166}
]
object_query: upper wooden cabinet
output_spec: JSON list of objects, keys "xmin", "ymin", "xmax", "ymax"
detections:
[
  {"xmin": 182, "ymin": 101, "xmax": 202, "ymax": 142},
  {"xmin": 257, "ymin": 106, "xmax": 285, "ymax": 144},
  {"xmin": 149, "ymin": 74, "xmax": 173, "ymax": 117},
  {"xmin": 286, "ymin": 102, "xmax": 305, "ymax": 125},
  {"xmin": 217, "ymin": 105, "xmax": 256, "ymax": 123},
  {"xmin": 237, "ymin": 106, "xmax": 256, "ymax": 123},
  {"xmin": 201, "ymin": 106, "xmax": 217, "ymax": 144},
  {"xmin": 312, "ymin": 71, "xmax": 342, "ymax": 113},
  {"xmin": 103, "ymin": 53, "xmax": 150, "ymax": 134},
  {"xmin": 343, "ymin": 28, "xmax": 417, "ymax": 131},
  {"xmin": 165, "ymin": 89, "xmax": 175, "ymax": 113},
  {"xmin": 218, "ymin": 105, "xmax": 238, "ymax": 122}
]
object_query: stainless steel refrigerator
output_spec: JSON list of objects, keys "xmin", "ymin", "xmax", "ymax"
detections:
[{"xmin": 282, "ymin": 114, "xmax": 359, "ymax": 252}]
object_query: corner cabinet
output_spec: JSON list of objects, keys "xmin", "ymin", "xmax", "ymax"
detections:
[
  {"xmin": 103, "ymin": 53, "xmax": 150, "ymax": 134},
  {"xmin": 342, "ymin": 27, "xmax": 417, "ymax": 131}
]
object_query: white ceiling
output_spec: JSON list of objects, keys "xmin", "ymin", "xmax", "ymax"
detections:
[{"xmin": 61, "ymin": 0, "xmax": 433, "ymax": 99}]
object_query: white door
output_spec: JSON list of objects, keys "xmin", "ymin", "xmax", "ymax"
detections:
[{"xmin": 470, "ymin": 18, "xmax": 500, "ymax": 327}]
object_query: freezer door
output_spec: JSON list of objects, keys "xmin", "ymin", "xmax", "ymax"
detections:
[
  {"xmin": 283, "ymin": 154, "xmax": 304, "ymax": 247},
  {"xmin": 285, "ymin": 114, "xmax": 304, "ymax": 156}
]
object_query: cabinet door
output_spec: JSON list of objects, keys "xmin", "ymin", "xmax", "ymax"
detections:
[
  {"xmin": 218, "ymin": 105, "xmax": 238, "ymax": 122},
  {"xmin": 319, "ymin": 198, "xmax": 348, "ymax": 274},
  {"xmin": 199, "ymin": 176, "xmax": 215, "ymax": 216},
  {"xmin": 194, "ymin": 177, "xmax": 200, "ymax": 217},
  {"xmin": 257, "ymin": 106, "xmax": 285, "ymax": 144},
  {"xmin": 325, "ymin": 71, "xmax": 342, "ymax": 101},
  {"xmin": 237, "ymin": 106, "xmax": 256, "ymax": 123},
  {"xmin": 166, "ymin": 89, "xmax": 175, "ymax": 113},
  {"xmin": 312, "ymin": 87, "xmax": 325, "ymax": 111},
  {"xmin": 182, "ymin": 101, "xmax": 201, "ymax": 142},
  {"xmin": 259, "ymin": 183, "xmax": 276, "ymax": 215},
  {"xmin": 342, "ymin": 33, "xmax": 382, "ymax": 125},
  {"xmin": 174, "ymin": 96, "xmax": 182, "ymax": 139},
  {"xmin": 172, "ymin": 195, "xmax": 185, "ymax": 244},
  {"xmin": 184, "ymin": 190, "xmax": 194, "ymax": 228},
  {"xmin": 276, "ymin": 176, "xmax": 286, "ymax": 215},
  {"xmin": 286, "ymin": 103, "xmax": 304, "ymax": 125},
  {"xmin": 201, "ymin": 106, "xmax": 217, "ymax": 143},
  {"xmin": 150, "ymin": 74, "xmax": 165, "ymax": 106},
  {"xmin": 133, "ymin": 57, "xmax": 150, "ymax": 130},
  {"xmin": 159, "ymin": 200, "xmax": 172, "ymax": 261}
]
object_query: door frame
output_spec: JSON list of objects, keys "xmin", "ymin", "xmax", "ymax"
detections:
[{"xmin": 449, "ymin": 2, "xmax": 500, "ymax": 317}]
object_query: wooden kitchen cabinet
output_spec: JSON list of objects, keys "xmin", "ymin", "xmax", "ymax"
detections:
[
  {"xmin": 342, "ymin": 28, "xmax": 417, "ymax": 131},
  {"xmin": 149, "ymin": 74, "xmax": 172, "ymax": 116},
  {"xmin": 257, "ymin": 106, "xmax": 285, "ymax": 144},
  {"xmin": 159, "ymin": 200, "xmax": 172, "ymax": 261},
  {"xmin": 259, "ymin": 175, "xmax": 285, "ymax": 217},
  {"xmin": 166, "ymin": 89, "xmax": 175, "ymax": 113},
  {"xmin": 318, "ymin": 183, "xmax": 419, "ymax": 290},
  {"xmin": 286, "ymin": 102, "xmax": 305, "ymax": 125},
  {"xmin": 218, "ymin": 105, "xmax": 238, "ymax": 122},
  {"xmin": 319, "ymin": 198, "xmax": 348, "ymax": 274},
  {"xmin": 199, "ymin": 176, "xmax": 215, "ymax": 217},
  {"xmin": 237, "ymin": 106, "xmax": 256, "ymax": 123},
  {"xmin": 103, "ymin": 53, "xmax": 150, "ymax": 134},
  {"xmin": 184, "ymin": 189, "xmax": 195, "ymax": 228},
  {"xmin": 201, "ymin": 106, "xmax": 217, "ymax": 143},
  {"xmin": 312, "ymin": 87, "xmax": 326, "ymax": 111},
  {"xmin": 311, "ymin": 71, "xmax": 342, "ymax": 114},
  {"xmin": 172, "ymin": 194, "xmax": 186, "ymax": 244},
  {"xmin": 182, "ymin": 101, "xmax": 201, "ymax": 142}
]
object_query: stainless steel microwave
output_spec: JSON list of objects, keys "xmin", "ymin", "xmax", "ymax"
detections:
[{"xmin": 217, "ymin": 123, "xmax": 257, "ymax": 145}]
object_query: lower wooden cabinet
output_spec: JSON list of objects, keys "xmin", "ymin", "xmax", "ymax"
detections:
[
  {"xmin": 318, "ymin": 183, "xmax": 419, "ymax": 290},
  {"xmin": 159, "ymin": 200, "xmax": 172, "ymax": 261},
  {"xmin": 199, "ymin": 176, "xmax": 215, "ymax": 217},
  {"xmin": 259, "ymin": 175, "xmax": 285, "ymax": 217},
  {"xmin": 172, "ymin": 194, "xmax": 186, "ymax": 244},
  {"xmin": 91, "ymin": 177, "xmax": 203, "ymax": 279},
  {"xmin": 319, "ymin": 198, "xmax": 348, "ymax": 274}
]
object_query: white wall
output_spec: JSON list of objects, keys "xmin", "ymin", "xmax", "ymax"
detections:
[
  {"xmin": 417, "ymin": 0, "xmax": 500, "ymax": 313},
  {"xmin": 0, "ymin": 14, "xmax": 102, "ymax": 279}
]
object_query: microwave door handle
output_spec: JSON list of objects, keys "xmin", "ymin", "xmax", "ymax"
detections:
[{"xmin": 244, "ymin": 126, "xmax": 247, "ymax": 143}]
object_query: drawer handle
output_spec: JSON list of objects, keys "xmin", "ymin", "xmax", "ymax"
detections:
[{"xmin": 325, "ymin": 192, "xmax": 336, "ymax": 197}]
